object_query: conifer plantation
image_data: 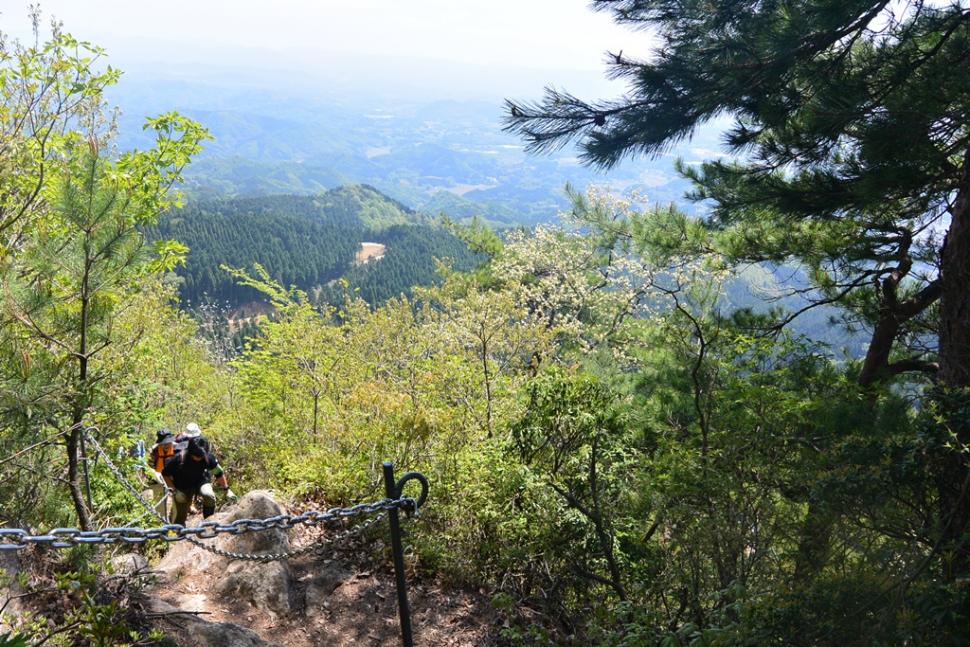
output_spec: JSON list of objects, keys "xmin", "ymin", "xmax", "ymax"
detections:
[{"xmin": 2, "ymin": 2, "xmax": 969, "ymax": 645}]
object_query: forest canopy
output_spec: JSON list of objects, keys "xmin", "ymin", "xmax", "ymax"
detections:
[{"xmin": 145, "ymin": 190, "xmax": 483, "ymax": 307}]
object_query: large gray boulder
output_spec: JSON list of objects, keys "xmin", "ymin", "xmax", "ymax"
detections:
[
  {"xmin": 303, "ymin": 560, "xmax": 354, "ymax": 611},
  {"xmin": 212, "ymin": 490, "xmax": 293, "ymax": 618},
  {"xmin": 109, "ymin": 552, "xmax": 149, "ymax": 577},
  {"xmin": 152, "ymin": 490, "xmax": 294, "ymax": 619}
]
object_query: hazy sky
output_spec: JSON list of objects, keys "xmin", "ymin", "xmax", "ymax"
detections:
[{"xmin": 1, "ymin": 1, "xmax": 654, "ymax": 100}]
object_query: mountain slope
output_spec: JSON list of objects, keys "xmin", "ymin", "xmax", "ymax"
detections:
[
  {"xmin": 315, "ymin": 184, "xmax": 419, "ymax": 230},
  {"xmin": 116, "ymin": 93, "xmax": 704, "ymax": 226},
  {"xmin": 147, "ymin": 186, "xmax": 479, "ymax": 306}
]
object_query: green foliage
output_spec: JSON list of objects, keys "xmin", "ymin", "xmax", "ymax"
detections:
[
  {"xmin": 506, "ymin": 1, "xmax": 965, "ymax": 389},
  {"xmin": 444, "ymin": 215, "xmax": 505, "ymax": 257},
  {"xmin": 4, "ymin": 167, "xmax": 964, "ymax": 645},
  {"xmin": 322, "ymin": 223, "xmax": 486, "ymax": 306},
  {"xmin": 145, "ymin": 193, "xmax": 365, "ymax": 305},
  {"xmin": 0, "ymin": 18, "xmax": 121, "ymax": 257},
  {"xmin": 0, "ymin": 633, "xmax": 29, "ymax": 647},
  {"xmin": 507, "ymin": 6, "xmax": 970, "ymax": 632},
  {"xmin": 314, "ymin": 184, "xmax": 417, "ymax": 230},
  {"xmin": 510, "ymin": 370, "xmax": 634, "ymax": 601},
  {"xmin": 193, "ymin": 189, "xmax": 960, "ymax": 642},
  {"xmin": 0, "ymin": 546, "xmax": 161, "ymax": 647}
]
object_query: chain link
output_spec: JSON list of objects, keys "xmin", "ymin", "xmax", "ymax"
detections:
[
  {"xmin": 0, "ymin": 498, "xmax": 412, "ymax": 555},
  {"xmin": 0, "ymin": 432, "xmax": 422, "ymax": 562},
  {"xmin": 199, "ymin": 510, "xmax": 391, "ymax": 562}
]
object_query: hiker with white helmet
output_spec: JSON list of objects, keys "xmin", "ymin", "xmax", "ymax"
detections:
[
  {"xmin": 175, "ymin": 421, "xmax": 211, "ymax": 455},
  {"xmin": 162, "ymin": 436, "xmax": 237, "ymax": 525}
]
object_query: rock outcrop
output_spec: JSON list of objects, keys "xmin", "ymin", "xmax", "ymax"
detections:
[
  {"xmin": 0, "ymin": 551, "xmax": 23, "ymax": 619},
  {"xmin": 142, "ymin": 489, "xmax": 496, "ymax": 646},
  {"xmin": 110, "ymin": 552, "xmax": 149, "ymax": 577},
  {"xmin": 150, "ymin": 490, "xmax": 295, "ymax": 641}
]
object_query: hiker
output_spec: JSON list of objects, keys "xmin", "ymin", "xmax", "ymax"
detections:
[
  {"xmin": 172, "ymin": 422, "xmax": 214, "ymax": 517},
  {"xmin": 162, "ymin": 436, "xmax": 237, "ymax": 526},
  {"xmin": 175, "ymin": 421, "xmax": 211, "ymax": 454},
  {"xmin": 148, "ymin": 428, "xmax": 177, "ymax": 517}
]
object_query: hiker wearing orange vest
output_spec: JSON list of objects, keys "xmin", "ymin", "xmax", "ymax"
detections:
[{"xmin": 148, "ymin": 428, "xmax": 177, "ymax": 518}]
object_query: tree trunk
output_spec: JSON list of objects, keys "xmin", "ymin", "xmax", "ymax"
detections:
[
  {"xmin": 588, "ymin": 435, "xmax": 626, "ymax": 601},
  {"xmin": 480, "ymin": 322, "xmax": 493, "ymax": 438},
  {"xmin": 69, "ymin": 244, "xmax": 93, "ymax": 530},
  {"xmin": 66, "ymin": 425, "xmax": 91, "ymax": 531},
  {"xmin": 312, "ymin": 390, "xmax": 319, "ymax": 436},
  {"xmin": 937, "ymin": 147, "xmax": 970, "ymax": 574},
  {"xmin": 940, "ymin": 149, "xmax": 970, "ymax": 390},
  {"xmin": 859, "ymin": 315, "xmax": 901, "ymax": 387}
]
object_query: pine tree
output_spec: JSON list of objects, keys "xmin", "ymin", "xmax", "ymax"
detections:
[
  {"xmin": 506, "ymin": 1, "xmax": 970, "ymax": 573},
  {"xmin": 3, "ymin": 117, "xmax": 207, "ymax": 528}
]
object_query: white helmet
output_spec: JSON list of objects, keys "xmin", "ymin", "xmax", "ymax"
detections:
[{"xmin": 184, "ymin": 422, "xmax": 202, "ymax": 438}]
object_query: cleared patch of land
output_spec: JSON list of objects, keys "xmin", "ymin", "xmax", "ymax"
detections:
[{"xmin": 355, "ymin": 242, "xmax": 386, "ymax": 265}]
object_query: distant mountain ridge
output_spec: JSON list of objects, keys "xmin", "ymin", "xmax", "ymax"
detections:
[
  {"xmin": 171, "ymin": 184, "xmax": 418, "ymax": 227},
  {"xmin": 115, "ymin": 93, "xmax": 706, "ymax": 227}
]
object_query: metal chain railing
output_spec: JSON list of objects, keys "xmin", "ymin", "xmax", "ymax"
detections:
[
  {"xmin": 90, "ymin": 430, "xmax": 418, "ymax": 562},
  {"xmin": 0, "ymin": 431, "xmax": 419, "ymax": 563},
  {"xmin": 0, "ymin": 498, "xmax": 412, "ymax": 554}
]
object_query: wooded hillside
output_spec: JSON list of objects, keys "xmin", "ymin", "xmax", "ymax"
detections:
[{"xmin": 145, "ymin": 188, "xmax": 481, "ymax": 306}]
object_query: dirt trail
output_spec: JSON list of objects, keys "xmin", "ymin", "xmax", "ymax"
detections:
[{"xmin": 146, "ymin": 495, "xmax": 496, "ymax": 646}]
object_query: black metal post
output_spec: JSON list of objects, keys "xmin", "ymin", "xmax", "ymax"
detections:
[
  {"xmin": 79, "ymin": 431, "xmax": 93, "ymax": 510},
  {"xmin": 384, "ymin": 461, "xmax": 414, "ymax": 647}
]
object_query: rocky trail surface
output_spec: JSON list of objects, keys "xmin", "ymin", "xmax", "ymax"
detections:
[{"xmin": 140, "ymin": 491, "xmax": 496, "ymax": 646}]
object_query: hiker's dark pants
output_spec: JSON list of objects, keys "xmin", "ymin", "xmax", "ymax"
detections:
[{"xmin": 171, "ymin": 483, "xmax": 216, "ymax": 525}]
